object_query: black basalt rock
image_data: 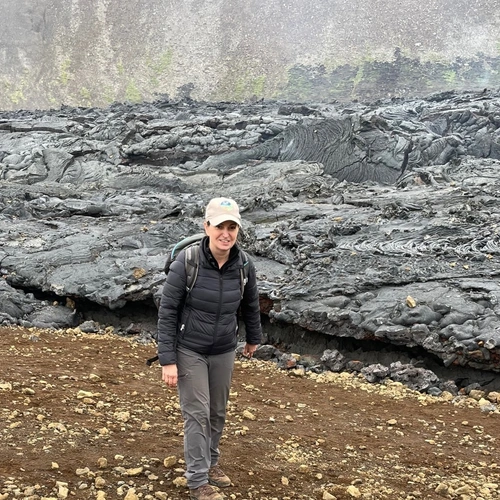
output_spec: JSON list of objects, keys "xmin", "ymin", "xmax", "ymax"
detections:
[{"xmin": 0, "ymin": 92, "xmax": 500, "ymax": 389}]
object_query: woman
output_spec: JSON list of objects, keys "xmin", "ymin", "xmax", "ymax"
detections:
[{"xmin": 157, "ymin": 197, "xmax": 262, "ymax": 500}]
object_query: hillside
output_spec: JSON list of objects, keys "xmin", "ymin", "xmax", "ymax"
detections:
[{"xmin": 2, "ymin": 0, "xmax": 500, "ymax": 109}]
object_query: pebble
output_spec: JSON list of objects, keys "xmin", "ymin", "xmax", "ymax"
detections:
[
  {"xmin": 242, "ymin": 409, "xmax": 256, "ymax": 420},
  {"xmin": 95, "ymin": 476, "xmax": 106, "ymax": 488},
  {"xmin": 322, "ymin": 492, "xmax": 336, "ymax": 500},
  {"xmin": 124, "ymin": 488, "xmax": 139, "ymax": 500},
  {"xmin": 346, "ymin": 485, "xmax": 361, "ymax": 498},
  {"xmin": 173, "ymin": 477, "xmax": 187, "ymax": 487},
  {"xmin": 125, "ymin": 467, "xmax": 143, "ymax": 477},
  {"xmin": 56, "ymin": 481, "xmax": 69, "ymax": 499},
  {"xmin": 114, "ymin": 411, "xmax": 130, "ymax": 422},
  {"xmin": 163, "ymin": 456, "xmax": 177, "ymax": 468}
]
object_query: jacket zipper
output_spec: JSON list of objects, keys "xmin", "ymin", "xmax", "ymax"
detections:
[{"xmin": 213, "ymin": 271, "xmax": 223, "ymax": 344}]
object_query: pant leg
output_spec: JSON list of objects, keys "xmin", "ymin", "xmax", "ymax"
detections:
[
  {"xmin": 176, "ymin": 347, "xmax": 211, "ymax": 489},
  {"xmin": 208, "ymin": 349, "xmax": 236, "ymax": 466}
]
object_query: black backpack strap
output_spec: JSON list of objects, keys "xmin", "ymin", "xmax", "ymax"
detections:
[
  {"xmin": 239, "ymin": 250, "xmax": 249, "ymax": 299},
  {"xmin": 184, "ymin": 244, "xmax": 200, "ymax": 293}
]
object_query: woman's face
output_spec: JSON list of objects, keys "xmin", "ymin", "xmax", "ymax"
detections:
[{"xmin": 204, "ymin": 220, "xmax": 239, "ymax": 253}]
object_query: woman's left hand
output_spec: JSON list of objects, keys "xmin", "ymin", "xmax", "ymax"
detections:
[{"xmin": 242, "ymin": 343, "xmax": 258, "ymax": 358}]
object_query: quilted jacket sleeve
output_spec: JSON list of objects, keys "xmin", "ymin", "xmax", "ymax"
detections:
[{"xmin": 156, "ymin": 252, "xmax": 187, "ymax": 365}]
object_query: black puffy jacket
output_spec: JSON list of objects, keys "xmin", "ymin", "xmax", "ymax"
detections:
[{"xmin": 157, "ymin": 237, "xmax": 262, "ymax": 366}]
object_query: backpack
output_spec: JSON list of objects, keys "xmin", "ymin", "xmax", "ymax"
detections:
[{"xmin": 147, "ymin": 233, "xmax": 250, "ymax": 366}]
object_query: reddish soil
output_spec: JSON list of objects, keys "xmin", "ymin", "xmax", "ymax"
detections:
[{"xmin": 1, "ymin": 326, "xmax": 499, "ymax": 500}]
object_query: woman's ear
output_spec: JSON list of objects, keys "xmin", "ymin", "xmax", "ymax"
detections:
[{"xmin": 203, "ymin": 221, "xmax": 210, "ymax": 236}]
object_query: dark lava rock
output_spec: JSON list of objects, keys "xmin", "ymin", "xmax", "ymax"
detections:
[{"xmin": 1, "ymin": 91, "xmax": 500, "ymax": 391}]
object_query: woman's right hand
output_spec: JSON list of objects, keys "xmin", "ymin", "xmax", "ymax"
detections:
[{"xmin": 162, "ymin": 364, "xmax": 178, "ymax": 387}]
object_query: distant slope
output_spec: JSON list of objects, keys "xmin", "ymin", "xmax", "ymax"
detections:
[{"xmin": 1, "ymin": 0, "xmax": 500, "ymax": 110}]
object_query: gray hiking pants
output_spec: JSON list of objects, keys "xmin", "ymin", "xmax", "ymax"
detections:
[{"xmin": 176, "ymin": 346, "xmax": 236, "ymax": 489}]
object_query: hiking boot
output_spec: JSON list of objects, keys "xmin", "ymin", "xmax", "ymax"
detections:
[
  {"xmin": 208, "ymin": 465, "xmax": 231, "ymax": 487},
  {"xmin": 189, "ymin": 483, "xmax": 223, "ymax": 500}
]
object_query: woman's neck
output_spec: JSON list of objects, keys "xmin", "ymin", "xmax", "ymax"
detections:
[{"xmin": 209, "ymin": 244, "xmax": 230, "ymax": 269}]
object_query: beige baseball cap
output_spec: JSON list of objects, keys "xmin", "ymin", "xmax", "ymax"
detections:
[{"xmin": 205, "ymin": 197, "xmax": 242, "ymax": 227}]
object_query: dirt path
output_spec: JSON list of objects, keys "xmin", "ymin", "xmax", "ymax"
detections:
[{"xmin": 1, "ymin": 326, "xmax": 499, "ymax": 500}]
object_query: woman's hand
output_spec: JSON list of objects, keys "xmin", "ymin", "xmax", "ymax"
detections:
[
  {"xmin": 242, "ymin": 343, "xmax": 258, "ymax": 358},
  {"xmin": 162, "ymin": 364, "xmax": 178, "ymax": 387}
]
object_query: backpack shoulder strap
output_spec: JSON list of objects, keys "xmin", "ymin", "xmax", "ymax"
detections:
[
  {"xmin": 184, "ymin": 244, "xmax": 200, "ymax": 293},
  {"xmin": 239, "ymin": 250, "xmax": 250, "ymax": 299}
]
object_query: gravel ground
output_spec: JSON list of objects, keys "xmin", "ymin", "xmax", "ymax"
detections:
[{"xmin": 1, "ymin": 326, "xmax": 499, "ymax": 500}]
